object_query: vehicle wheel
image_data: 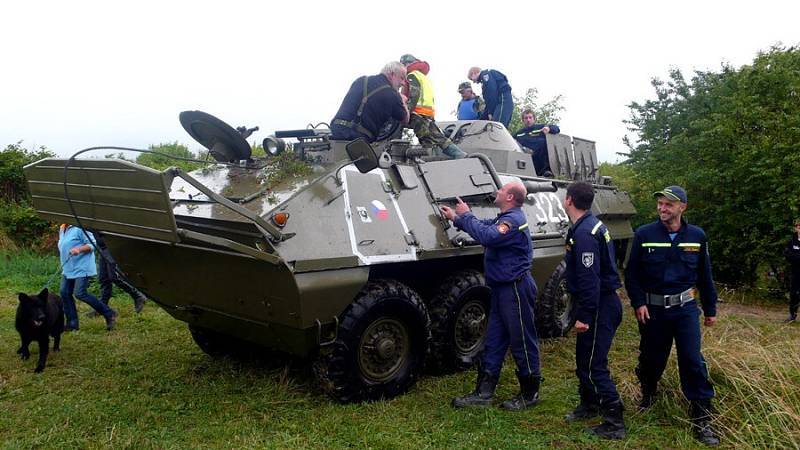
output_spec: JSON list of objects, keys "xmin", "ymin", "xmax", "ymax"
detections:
[
  {"xmin": 427, "ymin": 270, "xmax": 491, "ymax": 372},
  {"xmin": 535, "ymin": 260, "xmax": 576, "ymax": 338},
  {"xmin": 313, "ymin": 279, "xmax": 430, "ymax": 403}
]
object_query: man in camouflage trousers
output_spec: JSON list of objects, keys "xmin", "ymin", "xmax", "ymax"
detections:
[{"xmin": 400, "ymin": 54, "xmax": 465, "ymax": 159}]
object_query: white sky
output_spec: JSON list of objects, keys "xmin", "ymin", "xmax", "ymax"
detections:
[{"xmin": 1, "ymin": 0, "xmax": 797, "ymax": 163}]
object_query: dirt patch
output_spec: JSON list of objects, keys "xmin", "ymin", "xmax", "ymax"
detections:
[{"xmin": 717, "ymin": 301, "xmax": 787, "ymax": 321}]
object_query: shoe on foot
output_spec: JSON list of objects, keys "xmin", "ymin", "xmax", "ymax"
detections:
[
  {"xmin": 452, "ymin": 371, "xmax": 498, "ymax": 408},
  {"xmin": 105, "ymin": 310, "xmax": 118, "ymax": 331},
  {"xmin": 784, "ymin": 315, "xmax": 797, "ymax": 324},
  {"xmin": 586, "ymin": 401, "xmax": 626, "ymax": 440},
  {"xmin": 499, "ymin": 373, "xmax": 541, "ymax": 411},
  {"xmin": 134, "ymin": 295, "xmax": 146, "ymax": 313},
  {"xmin": 566, "ymin": 402, "xmax": 599, "ymax": 422}
]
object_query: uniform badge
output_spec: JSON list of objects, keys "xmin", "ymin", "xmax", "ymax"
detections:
[
  {"xmin": 582, "ymin": 252, "xmax": 594, "ymax": 268},
  {"xmin": 497, "ymin": 222, "xmax": 510, "ymax": 234},
  {"xmin": 482, "ymin": 74, "xmax": 489, "ymax": 82}
]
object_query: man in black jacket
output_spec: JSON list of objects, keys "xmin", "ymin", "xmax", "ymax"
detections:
[{"xmin": 784, "ymin": 218, "xmax": 800, "ymax": 323}]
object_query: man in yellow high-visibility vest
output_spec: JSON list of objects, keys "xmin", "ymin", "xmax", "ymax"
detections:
[{"xmin": 400, "ymin": 54, "xmax": 465, "ymax": 159}]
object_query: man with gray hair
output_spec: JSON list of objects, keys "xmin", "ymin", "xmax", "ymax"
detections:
[{"xmin": 331, "ymin": 62, "xmax": 409, "ymax": 143}]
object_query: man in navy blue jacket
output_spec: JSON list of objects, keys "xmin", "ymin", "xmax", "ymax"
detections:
[
  {"xmin": 441, "ymin": 181, "xmax": 542, "ymax": 411},
  {"xmin": 514, "ymin": 109, "xmax": 560, "ymax": 177},
  {"xmin": 468, "ymin": 66, "xmax": 513, "ymax": 128},
  {"xmin": 624, "ymin": 185, "xmax": 720, "ymax": 446},
  {"xmin": 562, "ymin": 182, "xmax": 625, "ymax": 439}
]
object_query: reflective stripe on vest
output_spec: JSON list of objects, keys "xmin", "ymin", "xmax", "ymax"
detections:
[
  {"xmin": 518, "ymin": 222, "xmax": 529, "ymax": 231},
  {"xmin": 409, "ymin": 70, "xmax": 435, "ymax": 117},
  {"xmin": 642, "ymin": 242, "xmax": 672, "ymax": 247},
  {"xmin": 678, "ymin": 243, "xmax": 701, "ymax": 247}
]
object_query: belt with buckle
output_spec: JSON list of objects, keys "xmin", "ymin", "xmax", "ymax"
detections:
[{"xmin": 645, "ymin": 288, "xmax": 695, "ymax": 308}]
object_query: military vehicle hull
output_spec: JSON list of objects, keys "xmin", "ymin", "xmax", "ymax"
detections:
[{"xmin": 24, "ymin": 114, "xmax": 635, "ymax": 403}]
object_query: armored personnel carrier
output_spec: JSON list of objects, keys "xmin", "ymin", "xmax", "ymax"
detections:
[{"xmin": 24, "ymin": 111, "xmax": 635, "ymax": 403}]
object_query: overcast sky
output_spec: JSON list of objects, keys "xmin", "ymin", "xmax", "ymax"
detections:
[{"xmin": 1, "ymin": 0, "xmax": 797, "ymax": 163}]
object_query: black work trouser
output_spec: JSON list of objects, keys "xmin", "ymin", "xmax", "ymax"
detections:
[
  {"xmin": 636, "ymin": 301, "xmax": 715, "ymax": 401},
  {"xmin": 575, "ymin": 292, "xmax": 622, "ymax": 406},
  {"xmin": 790, "ymin": 274, "xmax": 800, "ymax": 317},
  {"xmin": 98, "ymin": 258, "xmax": 144, "ymax": 305}
]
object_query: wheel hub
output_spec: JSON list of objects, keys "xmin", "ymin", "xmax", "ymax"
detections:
[
  {"xmin": 454, "ymin": 299, "xmax": 487, "ymax": 354},
  {"xmin": 358, "ymin": 318, "xmax": 409, "ymax": 382},
  {"xmin": 377, "ymin": 338, "xmax": 397, "ymax": 359}
]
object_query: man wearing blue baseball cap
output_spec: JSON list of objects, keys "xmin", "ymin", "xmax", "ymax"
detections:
[{"xmin": 624, "ymin": 185, "xmax": 721, "ymax": 446}]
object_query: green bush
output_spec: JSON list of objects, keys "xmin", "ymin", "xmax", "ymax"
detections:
[
  {"xmin": 0, "ymin": 202, "xmax": 54, "ymax": 249},
  {"xmin": 0, "ymin": 142, "xmax": 57, "ymax": 250},
  {"xmin": 0, "ymin": 142, "xmax": 55, "ymax": 203}
]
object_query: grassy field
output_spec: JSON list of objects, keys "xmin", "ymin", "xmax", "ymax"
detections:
[{"xmin": 1, "ymin": 251, "xmax": 798, "ymax": 449}]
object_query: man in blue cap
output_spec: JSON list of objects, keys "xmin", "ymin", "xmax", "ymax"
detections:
[{"xmin": 624, "ymin": 185, "xmax": 720, "ymax": 446}]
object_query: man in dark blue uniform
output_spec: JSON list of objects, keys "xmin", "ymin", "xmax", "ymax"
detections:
[
  {"xmin": 331, "ymin": 61, "xmax": 409, "ymax": 142},
  {"xmin": 783, "ymin": 218, "xmax": 800, "ymax": 323},
  {"xmin": 625, "ymin": 185, "xmax": 720, "ymax": 446},
  {"xmin": 468, "ymin": 66, "xmax": 513, "ymax": 128},
  {"xmin": 562, "ymin": 182, "xmax": 625, "ymax": 439},
  {"xmin": 513, "ymin": 109, "xmax": 560, "ymax": 177},
  {"xmin": 440, "ymin": 181, "xmax": 542, "ymax": 411}
]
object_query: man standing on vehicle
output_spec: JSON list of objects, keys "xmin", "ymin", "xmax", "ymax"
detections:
[
  {"xmin": 330, "ymin": 61, "xmax": 409, "ymax": 143},
  {"xmin": 624, "ymin": 185, "xmax": 720, "ymax": 446},
  {"xmin": 468, "ymin": 66, "xmax": 513, "ymax": 128},
  {"xmin": 400, "ymin": 54, "xmax": 465, "ymax": 159},
  {"xmin": 440, "ymin": 181, "xmax": 542, "ymax": 411},
  {"xmin": 562, "ymin": 182, "xmax": 625, "ymax": 440},
  {"xmin": 783, "ymin": 218, "xmax": 800, "ymax": 323}
]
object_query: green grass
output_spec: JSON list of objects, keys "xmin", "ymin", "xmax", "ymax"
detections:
[{"xmin": 1, "ymin": 251, "xmax": 798, "ymax": 449}]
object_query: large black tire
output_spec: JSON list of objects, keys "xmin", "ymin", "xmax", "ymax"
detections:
[
  {"xmin": 313, "ymin": 279, "xmax": 430, "ymax": 403},
  {"xmin": 427, "ymin": 270, "xmax": 491, "ymax": 372},
  {"xmin": 535, "ymin": 260, "xmax": 577, "ymax": 338}
]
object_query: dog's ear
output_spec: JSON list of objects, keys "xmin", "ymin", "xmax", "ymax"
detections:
[
  {"xmin": 37, "ymin": 288, "xmax": 49, "ymax": 299},
  {"xmin": 18, "ymin": 293, "xmax": 31, "ymax": 303}
]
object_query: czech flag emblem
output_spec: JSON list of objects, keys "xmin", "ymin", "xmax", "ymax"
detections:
[{"xmin": 371, "ymin": 200, "xmax": 389, "ymax": 220}]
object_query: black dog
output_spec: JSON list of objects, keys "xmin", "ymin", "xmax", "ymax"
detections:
[{"xmin": 16, "ymin": 288, "xmax": 64, "ymax": 373}]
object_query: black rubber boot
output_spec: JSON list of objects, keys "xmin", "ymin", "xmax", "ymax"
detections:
[
  {"xmin": 499, "ymin": 372, "xmax": 541, "ymax": 411},
  {"xmin": 587, "ymin": 400, "xmax": 626, "ymax": 440},
  {"xmin": 452, "ymin": 370, "xmax": 498, "ymax": 408},
  {"xmin": 565, "ymin": 387, "xmax": 599, "ymax": 422},
  {"xmin": 691, "ymin": 400, "xmax": 720, "ymax": 446}
]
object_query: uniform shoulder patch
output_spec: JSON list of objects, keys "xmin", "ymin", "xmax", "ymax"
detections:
[
  {"xmin": 482, "ymin": 74, "xmax": 489, "ymax": 82},
  {"xmin": 497, "ymin": 221, "xmax": 512, "ymax": 234},
  {"xmin": 581, "ymin": 252, "xmax": 594, "ymax": 268}
]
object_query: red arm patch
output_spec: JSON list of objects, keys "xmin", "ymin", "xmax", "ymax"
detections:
[{"xmin": 497, "ymin": 221, "xmax": 512, "ymax": 234}]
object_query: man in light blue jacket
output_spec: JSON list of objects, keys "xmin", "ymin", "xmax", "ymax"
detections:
[{"xmin": 58, "ymin": 224, "xmax": 117, "ymax": 331}]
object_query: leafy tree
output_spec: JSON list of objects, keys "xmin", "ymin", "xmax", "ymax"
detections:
[
  {"xmin": 136, "ymin": 142, "xmax": 205, "ymax": 172},
  {"xmin": 506, "ymin": 88, "xmax": 565, "ymax": 133},
  {"xmin": 598, "ymin": 162, "xmax": 656, "ymax": 229},
  {"xmin": 624, "ymin": 45, "xmax": 800, "ymax": 284}
]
